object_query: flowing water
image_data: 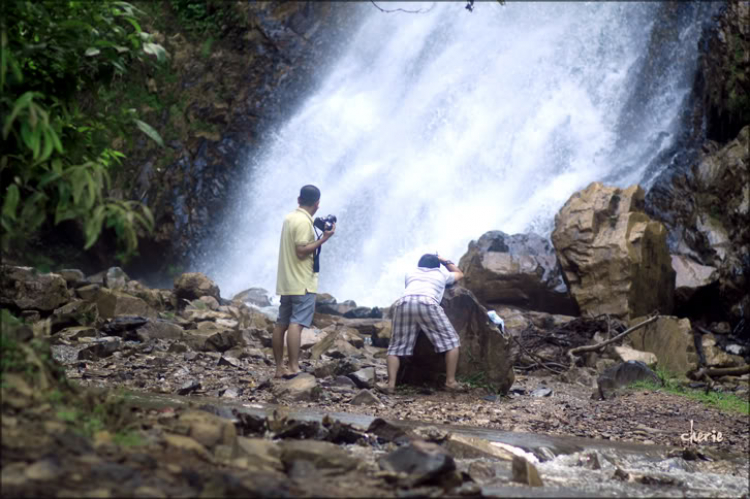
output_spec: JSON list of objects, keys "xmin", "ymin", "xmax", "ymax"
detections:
[
  {"xmin": 125, "ymin": 391, "xmax": 749, "ymax": 497},
  {"xmin": 202, "ymin": 2, "xmax": 718, "ymax": 306}
]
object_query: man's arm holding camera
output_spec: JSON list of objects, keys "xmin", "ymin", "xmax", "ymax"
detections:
[
  {"xmin": 438, "ymin": 255, "xmax": 463, "ymax": 281},
  {"xmin": 295, "ymin": 223, "xmax": 336, "ymax": 259}
]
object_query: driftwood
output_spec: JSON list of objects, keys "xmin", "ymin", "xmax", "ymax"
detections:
[
  {"xmin": 567, "ymin": 314, "xmax": 660, "ymax": 368},
  {"xmin": 689, "ymin": 365, "xmax": 750, "ymax": 380}
]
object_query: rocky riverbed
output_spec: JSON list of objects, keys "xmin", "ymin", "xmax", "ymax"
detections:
[{"xmin": 2, "ymin": 263, "xmax": 748, "ymax": 497}]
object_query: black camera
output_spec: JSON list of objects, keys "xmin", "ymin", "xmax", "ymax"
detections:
[{"xmin": 314, "ymin": 214, "xmax": 337, "ymax": 232}]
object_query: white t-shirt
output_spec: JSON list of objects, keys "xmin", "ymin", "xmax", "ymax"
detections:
[{"xmin": 403, "ymin": 267, "xmax": 456, "ymax": 304}]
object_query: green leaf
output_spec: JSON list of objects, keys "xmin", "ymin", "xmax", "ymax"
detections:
[
  {"xmin": 39, "ymin": 128, "xmax": 54, "ymax": 163},
  {"xmin": 38, "ymin": 171, "xmax": 62, "ymax": 189},
  {"xmin": 49, "ymin": 128, "xmax": 64, "ymax": 153},
  {"xmin": 85, "ymin": 47, "xmax": 101, "ymax": 57},
  {"xmin": 142, "ymin": 42, "xmax": 167, "ymax": 63},
  {"xmin": 3, "ymin": 91, "xmax": 36, "ymax": 139},
  {"xmin": 2, "ymin": 185, "xmax": 20, "ymax": 220},
  {"xmin": 134, "ymin": 119, "xmax": 163, "ymax": 147}
]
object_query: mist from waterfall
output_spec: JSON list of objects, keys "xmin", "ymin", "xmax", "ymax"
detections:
[{"xmin": 201, "ymin": 2, "xmax": 716, "ymax": 306}]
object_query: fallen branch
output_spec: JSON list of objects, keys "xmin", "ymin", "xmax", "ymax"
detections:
[
  {"xmin": 512, "ymin": 336, "xmax": 565, "ymax": 375},
  {"xmin": 689, "ymin": 365, "xmax": 750, "ymax": 380},
  {"xmin": 567, "ymin": 314, "xmax": 660, "ymax": 368}
]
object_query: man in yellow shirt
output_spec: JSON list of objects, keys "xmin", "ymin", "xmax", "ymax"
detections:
[{"xmin": 274, "ymin": 185, "xmax": 335, "ymax": 378}]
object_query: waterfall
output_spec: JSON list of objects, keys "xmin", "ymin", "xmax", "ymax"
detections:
[{"xmin": 200, "ymin": 1, "xmax": 718, "ymax": 306}]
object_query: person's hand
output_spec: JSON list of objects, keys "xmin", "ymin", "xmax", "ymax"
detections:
[{"xmin": 322, "ymin": 222, "xmax": 336, "ymax": 241}]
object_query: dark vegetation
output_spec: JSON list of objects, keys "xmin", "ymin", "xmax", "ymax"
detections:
[{"xmin": 1, "ymin": 1, "xmax": 168, "ymax": 262}]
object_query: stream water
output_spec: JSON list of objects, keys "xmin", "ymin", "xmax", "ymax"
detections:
[
  {"xmin": 201, "ymin": 2, "xmax": 719, "ymax": 306},
  {"xmin": 125, "ymin": 390, "xmax": 749, "ymax": 497}
]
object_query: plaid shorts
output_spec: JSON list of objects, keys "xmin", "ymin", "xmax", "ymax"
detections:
[{"xmin": 387, "ymin": 295, "xmax": 461, "ymax": 357}]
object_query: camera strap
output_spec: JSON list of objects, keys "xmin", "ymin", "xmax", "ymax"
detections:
[{"xmin": 313, "ymin": 227, "xmax": 323, "ymax": 273}]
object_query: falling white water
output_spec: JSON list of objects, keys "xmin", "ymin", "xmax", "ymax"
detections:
[{"xmin": 201, "ymin": 2, "xmax": 715, "ymax": 306}]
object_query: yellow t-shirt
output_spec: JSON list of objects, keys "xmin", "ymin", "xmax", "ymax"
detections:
[{"xmin": 276, "ymin": 208, "xmax": 318, "ymax": 295}]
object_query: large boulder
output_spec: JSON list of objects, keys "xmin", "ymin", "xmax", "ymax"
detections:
[
  {"xmin": 672, "ymin": 255, "xmax": 719, "ymax": 304},
  {"xmin": 628, "ymin": 315, "xmax": 698, "ymax": 377},
  {"xmin": 0, "ymin": 266, "xmax": 70, "ymax": 312},
  {"xmin": 174, "ymin": 272, "xmax": 221, "ymax": 305},
  {"xmin": 95, "ymin": 288, "xmax": 157, "ymax": 319},
  {"xmin": 398, "ymin": 287, "xmax": 515, "ymax": 394},
  {"xmin": 552, "ymin": 183, "xmax": 675, "ymax": 321},
  {"xmin": 646, "ymin": 127, "xmax": 749, "ymax": 331},
  {"xmin": 459, "ymin": 231, "xmax": 578, "ymax": 315}
]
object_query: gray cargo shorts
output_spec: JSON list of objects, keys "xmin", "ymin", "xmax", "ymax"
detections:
[{"xmin": 277, "ymin": 292, "xmax": 316, "ymax": 328}]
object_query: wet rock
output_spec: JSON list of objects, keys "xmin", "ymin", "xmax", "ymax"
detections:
[
  {"xmin": 367, "ymin": 418, "xmax": 412, "ymax": 445},
  {"xmin": 174, "ymin": 272, "xmax": 221, "ymax": 305},
  {"xmin": 343, "ymin": 306, "xmax": 383, "ymax": 319},
  {"xmin": 0, "ymin": 265, "xmax": 71, "ymax": 311},
  {"xmin": 76, "ymin": 283, "xmax": 101, "ymax": 301},
  {"xmin": 51, "ymin": 300, "xmax": 99, "ymax": 333},
  {"xmin": 279, "ymin": 440, "xmax": 359, "ymax": 471},
  {"xmin": 332, "ymin": 375, "xmax": 357, "ymax": 389},
  {"xmin": 163, "ymin": 434, "xmax": 212, "ymax": 461},
  {"xmin": 379, "ymin": 440, "xmax": 456, "ymax": 487},
  {"xmin": 311, "ymin": 328, "xmax": 357, "ymax": 360},
  {"xmin": 104, "ymin": 267, "xmax": 129, "ymax": 290},
  {"xmin": 57, "ymin": 269, "xmax": 86, "ymax": 287},
  {"xmin": 177, "ymin": 379, "xmax": 201, "ymax": 395},
  {"xmin": 206, "ymin": 329, "xmax": 246, "ymax": 352},
  {"xmin": 102, "ymin": 316, "xmax": 149, "ymax": 335},
  {"xmin": 77, "ymin": 337, "xmax": 122, "ymax": 360},
  {"xmin": 371, "ymin": 321, "xmax": 392, "ymax": 348},
  {"xmin": 459, "ymin": 231, "xmax": 577, "ymax": 314},
  {"xmin": 348, "ymin": 367, "xmax": 376, "ymax": 388},
  {"xmin": 300, "ymin": 327, "xmax": 322, "ymax": 349},
  {"xmin": 399, "ymin": 286, "xmax": 515, "ymax": 394},
  {"xmin": 577, "ymin": 452, "xmax": 602, "ymax": 470},
  {"xmin": 629, "ymin": 315, "xmax": 697, "ymax": 376},
  {"xmin": 174, "ymin": 410, "xmax": 237, "ymax": 450},
  {"xmin": 137, "ymin": 319, "xmax": 184, "ymax": 340},
  {"xmin": 512, "ymin": 455, "xmax": 544, "ymax": 487},
  {"xmin": 232, "ymin": 287, "xmax": 273, "ymax": 308},
  {"xmin": 350, "ymin": 389, "xmax": 379, "ymax": 405},
  {"xmin": 232, "ymin": 437, "xmax": 283, "ymax": 471},
  {"xmin": 411, "ymin": 427, "xmax": 449, "ymax": 443},
  {"xmin": 445, "ymin": 434, "xmax": 515, "ymax": 461},
  {"xmin": 552, "ymin": 183, "xmax": 675, "ymax": 321},
  {"xmin": 56, "ymin": 326, "xmax": 97, "ymax": 341},
  {"xmin": 198, "ymin": 295, "xmax": 220, "ymax": 311},
  {"xmin": 646, "ymin": 126, "xmax": 749, "ymax": 328},
  {"xmin": 25, "ymin": 458, "xmax": 63, "ymax": 481},
  {"xmin": 614, "ymin": 345, "xmax": 657, "ymax": 365},
  {"xmin": 468, "ymin": 461, "xmax": 496, "ymax": 483},
  {"xmin": 672, "ymin": 255, "xmax": 718, "ymax": 304},
  {"xmin": 218, "ymin": 355, "xmax": 241, "ymax": 368},
  {"xmin": 597, "ymin": 361, "xmax": 661, "ymax": 399},
  {"xmin": 701, "ymin": 335, "xmax": 746, "ymax": 367},
  {"xmin": 96, "ymin": 288, "xmax": 157, "ymax": 319},
  {"xmin": 272, "ymin": 373, "xmax": 319, "ymax": 401}
]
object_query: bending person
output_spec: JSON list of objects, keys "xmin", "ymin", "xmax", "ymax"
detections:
[{"xmin": 381, "ymin": 253, "xmax": 464, "ymax": 394}]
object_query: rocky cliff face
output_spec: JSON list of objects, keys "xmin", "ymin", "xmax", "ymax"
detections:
[{"xmin": 112, "ymin": 2, "xmax": 366, "ymax": 279}]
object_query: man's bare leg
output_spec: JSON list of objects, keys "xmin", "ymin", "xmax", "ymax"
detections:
[
  {"xmin": 444, "ymin": 347, "xmax": 460, "ymax": 388},
  {"xmin": 386, "ymin": 355, "xmax": 400, "ymax": 392},
  {"xmin": 272, "ymin": 323, "xmax": 289, "ymax": 378},
  {"xmin": 286, "ymin": 323, "xmax": 303, "ymax": 374}
]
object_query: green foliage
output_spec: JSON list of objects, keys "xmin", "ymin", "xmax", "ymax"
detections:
[
  {"xmin": 1, "ymin": 1, "xmax": 165, "ymax": 260},
  {"xmin": 113, "ymin": 430, "xmax": 145, "ymax": 447},
  {"xmin": 628, "ymin": 367, "xmax": 750, "ymax": 416},
  {"xmin": 168, "ymin": 0, "xmax": 237, "ymax": 36}
]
